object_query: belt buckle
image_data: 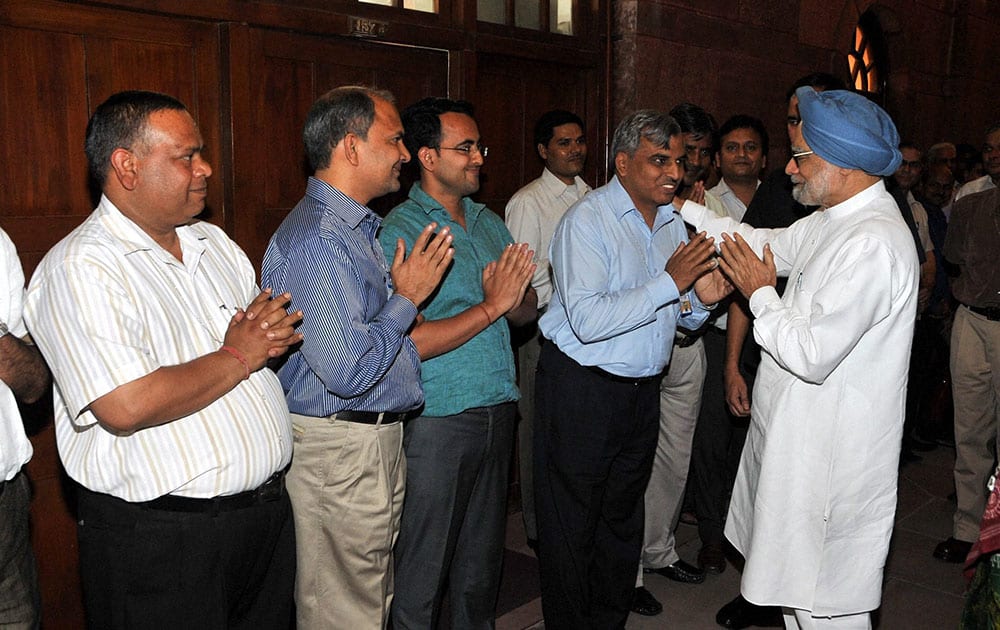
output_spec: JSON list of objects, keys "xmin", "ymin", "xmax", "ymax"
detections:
[{"xmin": 256, "ymin": 473, "xmax": 284, "ymax": 503}]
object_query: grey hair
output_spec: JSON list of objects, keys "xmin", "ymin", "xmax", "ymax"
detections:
[
  {"xmin": 303, "ymin": 85, "xmax": 395, "ymax": 172},
  {"xmin": 611, "ymin": 110, "xmax": 681, "ymax": 160},
  {"xmin": 926, "ymin": 142, "xmax": 956, "ymax": 163}
]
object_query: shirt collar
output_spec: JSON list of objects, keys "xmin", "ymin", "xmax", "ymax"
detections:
[
  {"xmin": 607, "ymin": 176, "xmax": 678, "ymax": 229},
  {"xmin": 97, "ymin": 195, "xmax": 208, "ymax": 265},
  {"xmin": 306, "ymin": 176, "xmax": 378, "ymax": 232},
  {"xmin": 825, "ymin": 178, "xmax": 887, "ymax": 220},
  {"xmin": 711, "ymin": 177, "xmax": 760, "ymax": 198},
  {"xmin": 406, "ymin": 181, "xmax": 486, "ymax": 225},
  {"xmin": 540, "ymin": 167, "xmax": 587, "ymax": 198}
]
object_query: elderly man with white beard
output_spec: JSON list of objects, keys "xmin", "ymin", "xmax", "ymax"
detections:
[{"xmin": 679, "ymin": 87, "xmax": 918, "ymax": 629}]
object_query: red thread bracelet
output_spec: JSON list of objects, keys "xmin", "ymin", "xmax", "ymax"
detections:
[
  {"xmin": 476, "ymin": 303, "xmax": 494, "ymax": 326},
  {"xmin": 220, "ymin": 346, "xmax": 250, "ymax": 380}
]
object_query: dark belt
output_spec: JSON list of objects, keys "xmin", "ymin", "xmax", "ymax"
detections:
[
  {"xmin": 673, "ymin": 333, "xmax": 702, "ymax": 348},
  {"xmin": 965, "ymin": 303, "xmax": 1000, "ymax": 322},
  {"xmin": 333, "ymin": 410, "xmax": 410, "ymax": 424},
  {"xmin": 143, "ymin": 470, "xmax": 286, "ymax": 515},
  {"xmin": 674, "ymin": 323, "xmax": 724, "ymax": 348},
  {"xmin": 585, "ymin": 364, "xmax": 663, "ymax": 385}
]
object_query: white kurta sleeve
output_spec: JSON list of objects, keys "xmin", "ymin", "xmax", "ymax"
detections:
[{"xmin": 749, "ymin": 235, "xmax": 900, "ymax": 384}]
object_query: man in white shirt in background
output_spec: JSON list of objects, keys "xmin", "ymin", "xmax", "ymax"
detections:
[
  {"xmin": 705, "ymin": 115, "xmax": 768, "ymax": 221},
  {"xmin": 687, "ymin": 114, "xmax": 768, "ymax": 577},
  {"xmin": 0, "ymin": 227, "xmax": 50, "ymax": 630},
  {"xmin": 505, "ymin": 109, "xmax": 590, "ymax": 546},
  {"xmin": 888, "ymin": 142, "xmax": 938, "ymax": 466}
]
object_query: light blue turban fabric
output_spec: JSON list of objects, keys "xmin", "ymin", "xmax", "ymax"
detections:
[{"xmin": 796, "ymin": 87, "xmax": 902, "ymax": 177}]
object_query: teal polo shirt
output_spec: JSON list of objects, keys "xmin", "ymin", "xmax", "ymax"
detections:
[{"xmin": 379, "ymin": 183, "xmax": 519, "ymax": 417}]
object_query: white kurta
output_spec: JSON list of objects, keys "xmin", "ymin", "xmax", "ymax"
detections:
[{"xmin": 681, "ymin": 180, "xmax": 918, "ymax": 615}]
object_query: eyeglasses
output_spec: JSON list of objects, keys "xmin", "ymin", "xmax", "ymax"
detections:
[
  {"xmin": 439, "ymin": 143, "xmax": 489, "ymax": 158},
  {"xmin": 790, "ymin": 150, "xmax": 814, "ymax": 166}
]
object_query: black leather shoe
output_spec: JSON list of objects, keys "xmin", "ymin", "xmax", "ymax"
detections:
[
  {"xmin": 698, "ymin": 542, "xmax": 727, "ymax": 574},
  {"xmin": 645, "ymin": 559, "xmax": 705, "ymax": 584},
  {"xmin": 631, "ymin": 586, "xmax": 663, "ymax": 616},
  {"xmin": 715, "ymin": 595, "xmax": 782, "ymax": 629},
  {"xmin": 933, "ymin": 536, "xmax": 973, "ymax": 563}
]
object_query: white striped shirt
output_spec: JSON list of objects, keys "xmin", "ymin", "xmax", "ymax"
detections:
[
  {"xmin": 0, "ymin": 228, "xmax": 33, "ymax": 481},
  {"xmin": 25, "ymin": 196, "xmax": 292, "ymax": 501}
]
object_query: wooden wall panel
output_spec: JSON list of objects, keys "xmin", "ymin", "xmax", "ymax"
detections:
[
  {"xmin": 0, "ymin": 24, "xmax": 91, "ymax": 275},
  {"xmin": 474, "ymin": 53, "xmax": 601, "ymax": 219},
  {"xmin": 1, "ymin": 1, "xmax": 223, "ymax": 275},
  {"xmin": 228, "ymin": 27, "xmax": 449, "ymax": 268}
]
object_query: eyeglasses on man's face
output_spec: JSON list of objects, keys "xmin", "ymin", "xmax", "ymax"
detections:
[
  {"xmin": 439, "ymin": 142, "xmax": 489, "ymax": 158},
  {"xmin": 790, "ymin": 150, "xmax": 814, "ymax": 166}
]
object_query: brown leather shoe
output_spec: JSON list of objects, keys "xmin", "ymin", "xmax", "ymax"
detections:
[
  {"xmin": 698, "ymin": 542, "xmax": 727, "ymax": 574},
  {"xmin": 933, "ymin": 536, "xmax": 972, "ymax": 563}
]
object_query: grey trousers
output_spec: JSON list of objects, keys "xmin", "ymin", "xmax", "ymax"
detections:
[
  {"xmin": 517, "ymin": 330, "xmax": 543, "ymax": 541},
  {"xmin": 951, "ymin": 306, "xmax": 1000, "ymax": 541},
  {"xmin": 0, "ymin": 470, "xmax": 39, "ymax": 630},
  {"xmin": 391, "ymin": 404, "xmax": 516, "ymax": 630}
]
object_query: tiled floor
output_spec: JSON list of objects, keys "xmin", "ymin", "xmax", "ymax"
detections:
[{"xmin": 497, "ymin": 446, "xmax": 968, "ymax": 629}]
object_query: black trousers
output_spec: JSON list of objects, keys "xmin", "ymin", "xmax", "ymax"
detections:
[
  {"xmin": 690, "ymin": 329, "xmax": 749, "ymax": 545},
  {"xmin": 534, "ymin": 342, "xmax": 661, "ymax": 630},
  {"xmin": 76, "ymin": 484, "xmax": 295, "ymax": 630}
]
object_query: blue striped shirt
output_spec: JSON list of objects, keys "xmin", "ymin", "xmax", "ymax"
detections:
[{"xmin": 262, "ymin": 177, "xmax": 423, "ymax": 416}]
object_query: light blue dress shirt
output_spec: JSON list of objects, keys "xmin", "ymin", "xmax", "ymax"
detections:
[{"xmin": 539, "ymin": 175, "xmax": 711, "ymax": 378}]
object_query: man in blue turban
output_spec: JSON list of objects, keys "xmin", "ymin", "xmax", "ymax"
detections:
[{"xmin": 679, "ymin": 88, "xmax": 919, "ymax": 628}]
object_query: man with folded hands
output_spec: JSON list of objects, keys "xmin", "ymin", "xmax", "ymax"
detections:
[
  {"xmin": 679, "ymin": 87, "xmax": 917, "ymax": 628},
  {"xmin": 25, "ymin": 90, "xmax": 303, "ymax": 629},
  {"xmin": 262, "ymin": 86, "xmax": 454, "ymax": 629}
]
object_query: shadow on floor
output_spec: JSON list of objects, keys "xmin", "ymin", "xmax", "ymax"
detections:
[{"xmin": 496, "ymin": 445, "xmax": 969, "ymax": 629}]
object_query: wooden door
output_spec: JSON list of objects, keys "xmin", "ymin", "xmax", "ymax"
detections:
[
  {"xmin": 472, "ymin": 52, "xmax": 602, "ymax": 220},
  {"xmin": 227, "ymin": 26, "xmax": 450, "ymax": 269}
]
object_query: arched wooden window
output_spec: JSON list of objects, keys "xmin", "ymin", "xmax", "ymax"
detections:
[{"xmin": 848, "ymin": 10, "xmax": 887, "ymax": 94}]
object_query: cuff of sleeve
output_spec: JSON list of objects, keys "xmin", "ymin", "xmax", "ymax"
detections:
[
  {"xmin": 646, "ymin": 271, "xmax": 680, "ymax": 307},
  {"xmin": 748, "ymin": 285, "xmax": 782, "ymax": 318},
  {"xmin": 383, "ymin": 293, "xmax": 420, "ymax": 333},
  {"xmin": 679, "ymin": 199, "xmax": 710, "ymax": 229}
]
